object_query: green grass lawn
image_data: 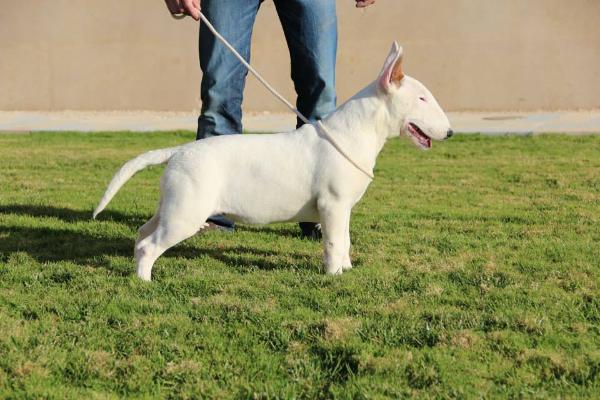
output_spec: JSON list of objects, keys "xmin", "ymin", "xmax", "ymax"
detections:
[{"xmin": 0, "ymin": 131, "xmax": 599, "ymax": 398}]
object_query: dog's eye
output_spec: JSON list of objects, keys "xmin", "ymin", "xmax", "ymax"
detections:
[{"xmin": 419, "ymin": 97, "xmax": 427, "ymax": 102}]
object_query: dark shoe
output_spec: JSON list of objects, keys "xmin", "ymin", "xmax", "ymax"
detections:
[
  {"xmin": 299, "ymin": 222, "xmax": 322, "ymax": 240},
  {"xmin": 198, "ymin": 215, "xmax": 235, "ymax": 233}
]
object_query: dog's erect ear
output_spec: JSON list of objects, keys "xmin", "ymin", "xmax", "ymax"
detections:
[{"xmin": 378, "ymin": 41, "xmax": 404, "ymax": 92}]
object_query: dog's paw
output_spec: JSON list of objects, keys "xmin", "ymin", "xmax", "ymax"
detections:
[
  {"xmin": 342, "ymin": 263, "xmax": 353, "ymax": 271},
  {"xmin": 138, "ymin": 275, "xmax": 152, "ymax": 282},
  {"xmin": 137, "ymin": 270, "xmax": 152, "ymax": 282},
  {"xmin": 325, "ymin": 266, "xmax": 343, "ymax": 275}
]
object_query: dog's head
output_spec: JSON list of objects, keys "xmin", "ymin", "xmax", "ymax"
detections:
[{"xmin": 377, "ymin": 42, "xmax": 452, "ymax": 149}]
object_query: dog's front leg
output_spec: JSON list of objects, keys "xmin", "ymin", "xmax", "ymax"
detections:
[
  {"xmin": 319, "ymin": 202, "xmax": 351, "ymax": 275},
  {"xmin": 342, "ymin": 215, "xmax": 352, "ymax": 271}
]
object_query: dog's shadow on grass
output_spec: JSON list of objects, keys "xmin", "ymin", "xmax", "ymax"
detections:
[
  {"xmin": 0, "ymin": 204, "xmax": 319, "ymax": 274},
  {"xmin": 0, "ymin": 204, "xmax": 147, "ymax": 227},
  {"xmin": 0, "ymin": 204, "xmax": 304, "ymax": 238},
  {"xmin": 237, "ymin": 224, "xmax": 301, "ymax": 239}
]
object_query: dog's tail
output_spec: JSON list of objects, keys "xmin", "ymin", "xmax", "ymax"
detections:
[{"xmin": 93, "ymin": 146, "xmax": 181, "ymax": 219}]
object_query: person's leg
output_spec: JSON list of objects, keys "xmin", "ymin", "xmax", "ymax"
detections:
[
  {"xmin": 274, "ymin": 0, "xmax": 337, "ymax": 126},
  {"xmin": 198, "ymin": 0, "xmax": 262, "ymax": 139},
  {"xmin": 274, "ymin": 0, "xmax": 338, "ymax": 238},
  {"xmin": 198, "ymin": 0, "xmax": 262, "ymax": 230}
]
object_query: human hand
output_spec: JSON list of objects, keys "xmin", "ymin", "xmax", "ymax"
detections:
[
  {"xmin": 355, "ymin": 0, "xmax": 376, "ymax": 7},
  {"xmin": 164, "ymin": 0, "xmax": 200, "ymax": 20}
]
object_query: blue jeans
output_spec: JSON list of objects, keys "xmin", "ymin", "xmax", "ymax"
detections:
[
  {"xmin": 197, "ymin": 0, "xmax": 337, "ymax": 137},
  {"xmin": 197, "ymin": 0, "xmax": 337, "ymax": 231}
]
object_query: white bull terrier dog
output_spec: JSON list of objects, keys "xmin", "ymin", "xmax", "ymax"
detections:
[{"xmin": 93, "ymin": 42, "xmax": 453, "ymax": 281}]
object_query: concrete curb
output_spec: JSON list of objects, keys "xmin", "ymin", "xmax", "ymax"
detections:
[{"xmin": 1, "ymin": 111, "xmax": 599, "ymax": 134}]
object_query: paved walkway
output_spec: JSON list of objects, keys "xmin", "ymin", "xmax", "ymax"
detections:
[{"xmin": 1, "ymin": 110, "xmax": 599, "ymax": 134}]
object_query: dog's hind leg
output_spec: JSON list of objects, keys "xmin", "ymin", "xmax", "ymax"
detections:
[
  {"xmin": 135, "ymin": 199, "xmax": 163, "ymax": 248},
  {"xmin": 134, "ymin": 185, "xmax": 214, "ymax": 281},
  {"xmin": 319, "ymin": 201, "xmax": 352, "ymax": 275},
  {"xmin": 135, "ymin": 214, "xmax": 159, "ymax": 249},
  {"xmin": 134, "ymin": 217, "xmax": 202, "ymax": 281}
]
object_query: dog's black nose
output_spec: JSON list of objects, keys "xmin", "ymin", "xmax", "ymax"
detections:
[{"xmin": 446, "ymin": 129, "xmax": 454, "ymax": 138}]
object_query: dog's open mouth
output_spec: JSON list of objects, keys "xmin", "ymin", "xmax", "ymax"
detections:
[{"xmin": 407, "ymin": 123, "xmax": 432, "ymax": 149}]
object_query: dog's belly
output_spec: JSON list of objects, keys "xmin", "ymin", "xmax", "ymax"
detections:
[
  {"xmin": 218, "ymin": 169, "xmax": 320, "ymax": 224},
  {"xmin": 224, "ymin": 199, "xmax": 319, "ymax": 225}
]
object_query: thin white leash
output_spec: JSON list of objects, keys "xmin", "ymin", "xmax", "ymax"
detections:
[{"xmin": 172, "ymin": 10, "xmax": 374, "ymax": 180}]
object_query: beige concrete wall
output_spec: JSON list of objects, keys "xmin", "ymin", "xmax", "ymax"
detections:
[{"xmin": 1, "ymin": 0, "xmax": 599, "ymax": 112}]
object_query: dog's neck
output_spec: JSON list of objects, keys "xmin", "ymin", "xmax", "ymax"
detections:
[{"xmin": 320, "ymin": 82, "xmax": 402, "ymax": 173}]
